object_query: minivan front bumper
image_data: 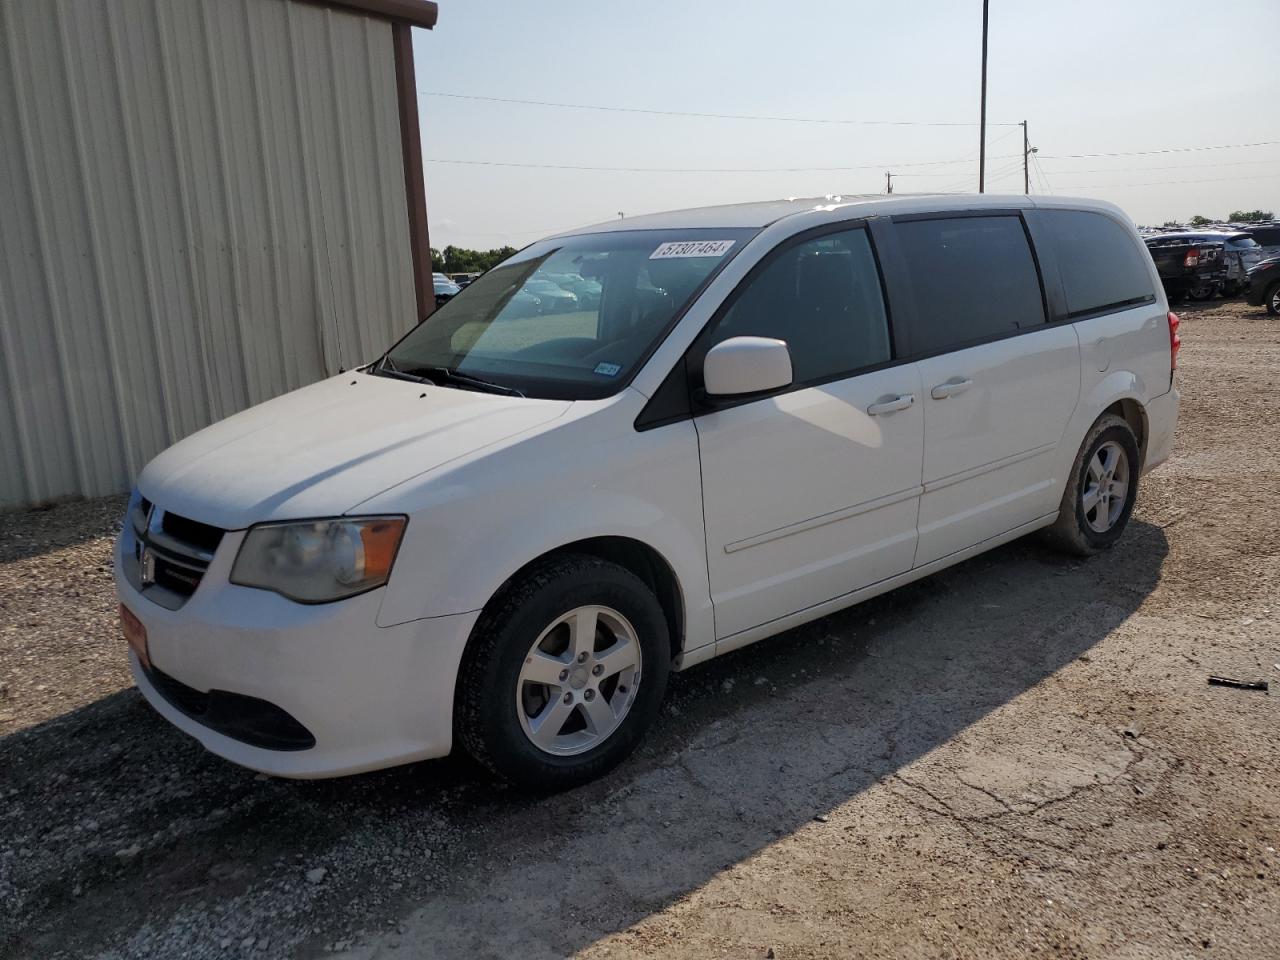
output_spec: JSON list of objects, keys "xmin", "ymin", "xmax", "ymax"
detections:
[{"xmin": 115, "ymin": 530, "xmax": 479, "ymax": 779}]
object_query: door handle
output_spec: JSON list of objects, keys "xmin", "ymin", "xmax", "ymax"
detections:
[
  {"xmin": 867, "ymin": 393, "xmax": 915, "ymax": 416},
  {"xmin": 930, "ymin": 377, "xmax": 974, "ymax": 400}
]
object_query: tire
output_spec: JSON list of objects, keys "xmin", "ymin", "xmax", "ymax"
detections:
[
  {"xmin": 455, "ymin": 555, "xmax": 670, "ymax": 790},
  {"xmin": 1267, "ymin": 280, "xmax": 1280, "ymax": 316},
  {"xmin": 1186, "ymin": 281, "xmax": 1214, "ymax": 302},
  {"xmin": 1042, "ymin": 413, "xmax": 1141, "ymax": 556}
]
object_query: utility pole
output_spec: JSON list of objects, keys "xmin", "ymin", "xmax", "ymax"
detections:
[
  {"xmin": 885, "ymin": 171, "xmax": 893, "ymax": 195},
  {"xmin": 978, "ymin": 0, "xmax": 989, "ymax": 193},
  {"xmin": 1022, "ymin": 121, "xmax": 1029, "ymax": 194},
  {"xmin": 1021, "ymin": 122, "xmax": 1039, "ymax": 195}
]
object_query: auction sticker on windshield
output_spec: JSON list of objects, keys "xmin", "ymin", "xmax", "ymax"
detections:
[{"xmin": 649, "ymin": 239, "xmax": 735, "ymax": 259}]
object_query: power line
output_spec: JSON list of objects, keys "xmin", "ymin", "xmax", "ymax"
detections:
[
  {"xmin": 423, "ymin": 153, "xmax": 1024, "ymax": 175},
  {"xmin": 897, "ymin": 127, "xmax": 1023, "ymax": 177},
  {"xmin": 1038, "ymin": 157, "xmax": 1280, "ymax": 176},
  {"xmin": 928, "ymin": 149, "xmax": 1025, "ymax": 193},
  {"xmin": 1040, "ymin": 139, "xmax": 1280, "ymax": 160},
  {"xmin": 1032, "ymin": 154, "xmax": 1053, "ymax": 195},
  {"xmin": 927, "ymin": 156, "xmax": 1021, "ymax": 190},
  {"xmin": 1055, "ymin": 172, "xmax": 1280, "ymax": 190},
  {"xmin": 419, "ymin": 90, "xmax": 1022, "ymax": 128},
  {"xmin": 933, "ymin": 171, "xmax": 985, "ymax": 194}
]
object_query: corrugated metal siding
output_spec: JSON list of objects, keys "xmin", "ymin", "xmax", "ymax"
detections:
[{"xmin": 0, "ymin": 0, "xmax": 418, "ymax": 508}]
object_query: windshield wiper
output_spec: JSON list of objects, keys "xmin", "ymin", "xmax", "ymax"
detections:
[
  {"xmin": 410, "ymin": 366, "xmax": 526, "ymax": 398},
  {"xmin": 371, "ymin": 356, "xmax": 436, "ymax": 385},
  {"xmin": 374, "ymin": 357, "xmax": 524, "ymax": 397}
]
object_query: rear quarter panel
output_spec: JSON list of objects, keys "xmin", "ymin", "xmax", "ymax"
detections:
[{"xmin": 1029, "ymin": 198, "xmax": 1174, "ymax": 487}]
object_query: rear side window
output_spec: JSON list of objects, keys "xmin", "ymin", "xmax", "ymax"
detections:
[
  {"xmin": 896, "ymin": 215, "xmax": 1045, "ymax": 355},
  {"xmin": 1040, "ymin": 210, "xmax": 1156, "ymax": 317},
  {"xmin": 1249, "ymin": 227, "xmax": 1280, "ymax": 246},
  {"xmin": 704, "ymin": 227, "xmax": 891, "ymax": 384}
]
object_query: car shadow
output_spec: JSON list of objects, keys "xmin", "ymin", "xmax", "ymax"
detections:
[{"xmin": 0, "ymin": 520, "xmax": 1168, "ymax": 959}]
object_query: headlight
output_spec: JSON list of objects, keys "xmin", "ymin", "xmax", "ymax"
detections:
[{"xmin": 230, "ymin": 517, "xmax": 407, "ymax": 603}]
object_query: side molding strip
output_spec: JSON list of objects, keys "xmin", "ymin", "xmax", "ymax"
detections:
[{"xmin": 723, "ymin": 485, "xmax": 924, "ymax": 555}]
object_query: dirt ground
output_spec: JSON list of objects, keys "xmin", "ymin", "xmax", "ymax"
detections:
[{"xmin": 1, "ymin": 300, "xmax": 1277, "ymax": 960}]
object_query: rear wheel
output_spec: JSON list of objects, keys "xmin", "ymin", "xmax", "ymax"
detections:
[
  {"xmin": 1043, "ymin": 414, "xmax": 1141, "ymax": 556},
  {"xmin": 455, "ymin": 555, "xmax": 670, "ymax": 790},
  {"xmin": 1267, "ymin": 280, "xmax": 1280, "ymax": 316}
]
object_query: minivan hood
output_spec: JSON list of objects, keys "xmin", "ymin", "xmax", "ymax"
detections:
[{"xmin": 138, "ymin": 373, "xmax": 571, "ymax": 530}]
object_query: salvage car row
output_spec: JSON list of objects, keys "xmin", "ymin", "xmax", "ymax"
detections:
[
  {"xmin": 434, "ymin": 270, "xmax": 602, "ymax": 313},
  {"xmin": 1140, "ymin": 223, "xmax": 1280, "ymax": 306}
]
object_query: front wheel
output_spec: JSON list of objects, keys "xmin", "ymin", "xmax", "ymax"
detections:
[
  {"xmin": 1267, "ymin": 280, "xmax": 1280, "ymax": 316},
  {"xmin": 455, "ymin": 555, "xmax": 670, "ymax": 790},
  {"xmin": 1043, "ymin": 413, "xmax": 1141, "ymax": 556}
]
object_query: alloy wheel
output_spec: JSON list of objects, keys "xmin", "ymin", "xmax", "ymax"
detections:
[
  {"xmin": 515, "ymin": 605, "xmax": 642, "ymax": 757},
  {"xmin": 1082, "ymin": 440, "xmax": 1130, "ymax": 533}
]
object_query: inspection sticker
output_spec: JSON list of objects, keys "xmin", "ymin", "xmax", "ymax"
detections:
[
  {"xmin": 594, "ymin": 361, "xmax": 622, "ymax": 377},
  {"xmin": 649, "ymin": 239, "xmax": 736, "ymax": 260}
]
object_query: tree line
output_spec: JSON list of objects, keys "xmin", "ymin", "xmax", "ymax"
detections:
[
  {"xmin": 1167, "ymin": 210, "xmax": 1275, "ymax": 227},
  {"xmin": 430, "ymin": 245, "xmax": 518, "ymax": 275}
]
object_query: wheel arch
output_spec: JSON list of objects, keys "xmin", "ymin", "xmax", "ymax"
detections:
[
  {"xmin": 1052, "ymin": 375, "xmax": 1150, "ymax": 511},
  {"xmin": 1104, "ymin": 397, "xmax": 1148, "ymax": 467},
  {"xmin": 475, "ymin": 536, "xmax": 687, "ymax": 665}
]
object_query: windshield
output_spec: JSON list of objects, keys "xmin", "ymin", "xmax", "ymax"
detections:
[{"xmin": 380, "ymin": 229, "xmax": 754, "ymax": 399}]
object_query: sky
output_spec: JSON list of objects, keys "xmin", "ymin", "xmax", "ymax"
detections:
[{"xmin": 411, "ymin": 0, "xmax": 1280, "ymax": 251}]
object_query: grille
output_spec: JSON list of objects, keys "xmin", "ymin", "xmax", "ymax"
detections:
[
  {"xmin": 128, "ymin": 499, "xmax": 225, "ymax": 610},
  {"xmin": 147, "ymin": 667, "xmax": 316, "ymax": 751}
]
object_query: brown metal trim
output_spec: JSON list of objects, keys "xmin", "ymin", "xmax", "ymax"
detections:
[
  {"xmin": 392, "ymin": 22, "xmax": 434, "ymax": 321},
  {"xmin": 297, "ymin": 0, "xmax": 438, "ymax": 29}
]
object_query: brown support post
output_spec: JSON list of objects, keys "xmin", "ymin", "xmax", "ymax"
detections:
[{"xmin": 392, "ymin": 22, "xmax": 433, "ymax": 322}]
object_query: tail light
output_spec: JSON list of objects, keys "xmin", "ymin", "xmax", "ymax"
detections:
[
  {"xmin": 1183, "ymin": 248, "xmax": 1200, "ymax": 268},
  {"xmin": 1168, "ymin": 311, "xmax": 1181, "ymax": 373}
]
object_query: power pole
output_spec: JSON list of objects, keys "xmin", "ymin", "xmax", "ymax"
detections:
[
  {"xmin": 1022, "ymin": 121, "xmax": 1029, "ymax": 194},
  {"xmin": 885, "ymin": 171, "xmax": 893, "ymax": 194},
  {"xmin": 978, "ymin": 0, "xmax": 989, "ymax": 193}
]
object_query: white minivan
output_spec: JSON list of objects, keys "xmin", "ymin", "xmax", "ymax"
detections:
[{"xmin": 116, "ymin": 194, "xmax": 1180, "ymax": 788}]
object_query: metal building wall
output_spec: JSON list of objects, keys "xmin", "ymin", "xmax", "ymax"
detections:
[{"xmin": 0, "ymin": 0, "xmax": 419, "ymax": 509}]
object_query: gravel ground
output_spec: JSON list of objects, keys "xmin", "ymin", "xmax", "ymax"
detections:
[{"xmin": 1, "ymin": 299, "xmax": 1277, "ymax": 959}]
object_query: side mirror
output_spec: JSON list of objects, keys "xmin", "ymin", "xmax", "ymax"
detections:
[{"xmin": 702, "ymin": 336, "xmax": 793, "ymax": 398}]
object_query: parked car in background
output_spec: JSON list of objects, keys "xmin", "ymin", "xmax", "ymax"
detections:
[
  {"xmin": 524, "ymin": 278, "xmax": 580, "ymax": 313},
  {"xmin": 1243, "ymin": 224, "xmax": 1280, "ymax": 261},
  {"xmin": 1149, "ymin": 232, "xmax": 1263, "ymax": 295},
  {"xmin": 433, "ymin": 273, "xmax": 462, "ymax": 307},
  {"xmin": 546, "ymin": 272, "xmax": 603, "ymax": 309},
  {"xmin": 1246, "ymin": 257, "xmax": 1280, "ymax": 315},
  {"xmin": 116, "ymin": 194, "xmax": 1178, "ymax": 789},
  {"xmin": 503, "ymin": 289, "xmax": 543, "ymax": 318},
  {"xmin": 1144, "ymin": 235, "xmax": 1226, "ymax": 301}
]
